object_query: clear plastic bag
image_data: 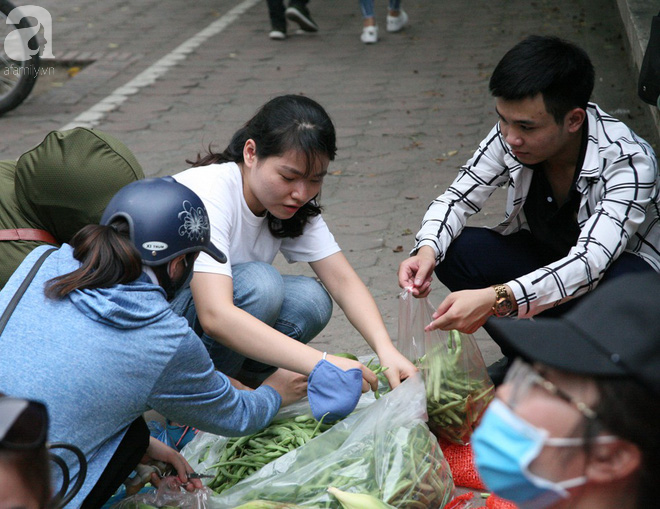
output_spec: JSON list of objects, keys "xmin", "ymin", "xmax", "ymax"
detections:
[
  {"xmin": 181, "ymin": 356, "xmax": 390, "ymax": 494},
  {"xmin": 112, "ymin": 476, "xmax": 214, "ymax": 509},
  {"xmin": 398, "ymin": 289, "xmax": 494, "ymax": 445},
  {"xmin": 206, "ymin": 374, "xmax": 454, "ymax": 508}
]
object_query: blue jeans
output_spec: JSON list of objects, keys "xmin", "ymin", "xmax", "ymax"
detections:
[
  {"xmin": 171, "ymin": 262, "xmax": 333, "ymax": 381},
  {"xmin": 360, "ymin": 0, "xmax": 401, "ymax": 18}
]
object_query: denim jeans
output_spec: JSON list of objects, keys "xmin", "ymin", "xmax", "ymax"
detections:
[
  {"xmin": 360, "ymin": 0, "xmax": 402, "ymax": 18},
  {"xmin": 171, "ymin": 262, "xmax": 333, "ymax": 381}
]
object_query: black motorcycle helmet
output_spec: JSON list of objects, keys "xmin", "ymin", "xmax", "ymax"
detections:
[{"xmin": 100, "ymin": 177, "xmax": 226, "ymax": 266}]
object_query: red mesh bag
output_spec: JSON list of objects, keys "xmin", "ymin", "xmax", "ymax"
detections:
[
  {"xmin": 486, "ymin": 494, "xmax": 519, "ymax": 509},
  {"xmin": 444, "ymin": 492, "xmax": 476, "ymax": 509},
  {"xmin": 439, "ymin": 438, "xmax": 486, "ymax": 490}
]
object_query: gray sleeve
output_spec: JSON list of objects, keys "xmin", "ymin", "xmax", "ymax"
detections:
[{"xmin": 146, "ymin": 330, "xmax": 282, "ymax": 437}]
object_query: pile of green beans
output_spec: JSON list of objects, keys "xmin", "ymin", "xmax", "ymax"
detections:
[
  {"xmin": 217, "ymin": 421, "xmax": 453, "ymax": 508},
  {"xmin": 364, "ymin": 358, "xmax": 390, "ymax": 399},
  {"xmin": 419, "ymin": 330, "xmax": 494, "ymax": 444},
  {"xmin": 204, "ymin": 415, "xmax": 334, "ymax": 494}
]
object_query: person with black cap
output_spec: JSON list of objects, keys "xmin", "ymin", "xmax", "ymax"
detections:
[
  {"xmin": 0, "ymin": 177, "xmax": 307, "ymax": 507},
  {"xmin": 470, "ymin": 272, "xmax": 660, "ymax": 509}
]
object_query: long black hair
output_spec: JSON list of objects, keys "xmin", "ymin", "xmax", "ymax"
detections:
[{"xmin": 187, "ymin": 94, "xmax": 337, "ymax": 238}]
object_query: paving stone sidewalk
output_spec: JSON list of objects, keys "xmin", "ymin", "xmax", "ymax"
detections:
[{"xmin": 1, "ymin": 0, "xmax": 658, "ymax": 364}]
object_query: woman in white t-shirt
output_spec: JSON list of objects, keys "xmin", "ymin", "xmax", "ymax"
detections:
[{"xmin": 172, "ymin": 94, "xmax": 416, "ymax": 394}]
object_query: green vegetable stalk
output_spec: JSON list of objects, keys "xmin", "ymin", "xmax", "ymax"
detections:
[
  {"xmin": 204, "ymin": 415, "xmax": 333, "ymax": 494},
  {"xmin": 215, "ymin": 421, "xmax": 453, "ymax": 508},
  {"xmin": 419, "ymin": 330, "xmax": 494, "ymax": 444}
]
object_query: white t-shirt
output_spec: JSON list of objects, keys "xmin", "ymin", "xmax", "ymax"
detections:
[{"xmin": 173, "ymin": 162, "xmax": 341, "ymax": 278}]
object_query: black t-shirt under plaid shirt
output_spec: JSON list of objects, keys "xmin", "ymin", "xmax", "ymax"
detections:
[{"xmin": 523, "ymin": 126, "xmax": 588, "ymax": 260}]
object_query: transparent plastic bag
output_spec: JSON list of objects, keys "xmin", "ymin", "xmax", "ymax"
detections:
[
  {"xmin": 206, "ymin": 374, "xmax": 454, "ymax": 508},
  {"xmin": 398, "ymin": 289, "xmax": 494, "ymax": 445},
  {"xmin": 181, "ymin": 356, "xmax": 390, "ymax": 494},
  {"xmin": 112, "ymin": 475, "xmax": 213, "ymax": 509}
]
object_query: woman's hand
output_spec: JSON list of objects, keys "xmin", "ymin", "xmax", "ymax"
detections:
[
  {"xmin": 376, "ymin": 345, "xmax": 418, "ymax": 389},
  {"xmin": 398, "ymin": 246, "xmax": 436, "ymax": 297},
  {"xmin": 143, "ymin": 436, "xmax": 203, "ymax": 492},
  {"xmin": 262, "ymin": 368, "xmax": 308, "ymax": 406},
  {"xmin": 425, "ymin": 288, "xmax": 495, "ymax": 334},
  {"xmin": 325, "ymin": 354, "xmax": 379, "ymax": 392}
]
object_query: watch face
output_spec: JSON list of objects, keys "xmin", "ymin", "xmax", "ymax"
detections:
[{"xmin": 495, "ymin": 299, "xmax": 513, "ymax": 317}]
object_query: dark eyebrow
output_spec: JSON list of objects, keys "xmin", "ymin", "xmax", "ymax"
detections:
[
  {"xmin": 281, "ymin": 165, "xmax": 327, "ymax": 179},
  {"xmin": 495, "ymin": 107, "xmax": 536, "ymax": 127}
]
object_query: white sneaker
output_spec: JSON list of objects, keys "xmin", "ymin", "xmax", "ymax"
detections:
[
  {"xmin": 386, "ymin": 9, "xmax": 408, "ymax": 32},
  {"xmin": 361, "ymin": 25, "xmax": 378, "ymax": 44},
  {"xmin": 269, "ymin": 30, "xmax": 286, "ymax": 40}
]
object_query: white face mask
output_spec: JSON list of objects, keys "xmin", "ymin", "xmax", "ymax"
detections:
[{"xmin": 472, "ymin": 399, "xmax": 618, "ymax": 509}]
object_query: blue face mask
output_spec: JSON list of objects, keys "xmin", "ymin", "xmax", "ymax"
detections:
[
  {"xmin": 472, "ymin": 399, "xmax": 597, "ymax": 509},
  {"xmin": 307, "ymin": 355, "xmax": 363, "ymax": 422}
]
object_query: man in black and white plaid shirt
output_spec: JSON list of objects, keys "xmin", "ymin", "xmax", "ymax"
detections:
[{"xmin": 398, "ymin": 36, "xmax": 659, "ymax": 349}]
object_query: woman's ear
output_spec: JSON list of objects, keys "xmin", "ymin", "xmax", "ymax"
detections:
[
  {"xmin": 243, "ymin": 139, "xmax": 257, "ymax": 167},
  {"xmin": 586, "ymin": 440, "xmax": 642, "ymax": 483},
  {"xmin": 168, "ymin": 254, "xmax": 187, "ymax": 279}
]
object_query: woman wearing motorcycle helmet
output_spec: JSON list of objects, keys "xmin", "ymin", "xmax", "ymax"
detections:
[{"xmin": 0, "ymin": 177, "xmax": 306, "ymax": 507}]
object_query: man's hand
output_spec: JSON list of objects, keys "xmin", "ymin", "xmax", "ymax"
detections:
[
  {"xmin": 398, "ymin": 246, "xmax": 436, "ymax": 297},
  {"xmin": 425, "ymin": 288, "xmax": 495, "ymax": 334}
]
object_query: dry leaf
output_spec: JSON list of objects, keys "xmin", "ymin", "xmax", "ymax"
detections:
[{"xmin": 393, "ymin": 245, "xmax": 404, "ymax": 253}]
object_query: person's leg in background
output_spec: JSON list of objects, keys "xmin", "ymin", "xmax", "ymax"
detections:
[
  {"xmin": 359, "ymin": 0, "xmax": 378, "ymax": 44},
  {"xmin": 285, "ymin": 0, "xmax": 319, "ymax": 33},
  {"xmin": 267, "ymin": 0, "xmax": 287, "ymax": 40},
  {"xmin": 387, "ymin": 0, "xmax": 408, "ymax": 33}
]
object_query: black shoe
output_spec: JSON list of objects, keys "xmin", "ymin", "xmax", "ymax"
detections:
[
  {"xmin": 487, "ymin": 356, "xmax": 510, "ymax": 387},
  {"xmin": 285, "ymin": 4, "xmax": 319, "ymax": 32}
]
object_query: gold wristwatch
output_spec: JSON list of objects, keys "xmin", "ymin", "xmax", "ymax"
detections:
[{"xmin": 492, "ymin": 284, "xmax": 514, "ymax": 317}]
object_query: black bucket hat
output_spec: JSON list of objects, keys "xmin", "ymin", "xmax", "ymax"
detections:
[{"xmin": 487, "ymin": 272, "xmax": 660, "ymax": 395}]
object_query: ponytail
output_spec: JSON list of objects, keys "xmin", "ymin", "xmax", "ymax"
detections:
[
  {"xmin": 185, "ymin": 126, "xmax": 247, "ymax": 168},
  {"xmin": 45, "ymin": 219, "xmax": 142, "ymax": 299}
]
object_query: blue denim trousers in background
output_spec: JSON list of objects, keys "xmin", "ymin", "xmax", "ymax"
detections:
[
  {"xmin": 171, "ymin": 261, "xmax": 333, "ymax": 381},
  {"xmin": 360, "ymin": 0, "xmax": 401, "ymax": 18}
]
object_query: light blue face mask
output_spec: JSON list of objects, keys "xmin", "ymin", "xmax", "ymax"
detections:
[{"xmin": 472, "ymin": 399, "xmax": 615, "ymax": 509}]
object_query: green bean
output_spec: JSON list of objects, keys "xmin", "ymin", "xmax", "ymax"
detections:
[
  {"xmin": 199, "ymin": 414, "xmax": 332, "ymax": 494},
  {"xmin": 419, "ymin": 330, "xmax": 494, "ymax": 444}
]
